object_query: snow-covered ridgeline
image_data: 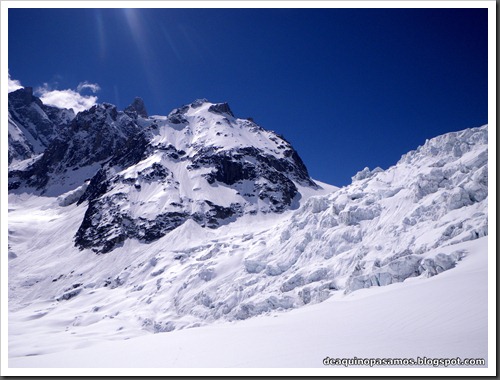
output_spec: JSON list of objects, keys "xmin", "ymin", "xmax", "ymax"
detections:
[{"xmin": 8, "ymin": 92, "xmax": 321, "ymax": 254}]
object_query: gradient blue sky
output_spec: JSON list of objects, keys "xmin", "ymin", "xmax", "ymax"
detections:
[{"xmin": 8, "ymin": 7, "xmax": 488, "ymax": 186}]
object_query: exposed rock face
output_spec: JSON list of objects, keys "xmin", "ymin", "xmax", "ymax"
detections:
[
  {"xmin": 9, "ymin": 102, "xmax": 142, "ymax": 193},
  {"xmin": 125, "ymin": 97, "xmax": 148, "ymax": 118},
  {"xmin": 208, "ymin": 102, "xmax": 234, "ymax": 117},
  {"xmin": 8, "ymin": 95, "xmax": 319, "ymax": 253},
  {"xmin": 8, "ymin": 87, "xmax": 75, "ymax": 164}
]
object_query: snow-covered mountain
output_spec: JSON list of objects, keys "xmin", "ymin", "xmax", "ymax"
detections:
[
  {"xmin": 8, "ymin": 87, "xmax": 74, "ymax": 164},
  {"xmin": 9, "ymin": 90, "xmax": 322, "ymax": 254},
  {"xmin": 7, "ymin": 89, "xmax": 488, "ymax": 362}
]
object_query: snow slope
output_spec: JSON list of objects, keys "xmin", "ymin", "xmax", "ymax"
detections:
[{"xmin": 8, "ymin": 236, "xmax": 489, "ymax": 372}]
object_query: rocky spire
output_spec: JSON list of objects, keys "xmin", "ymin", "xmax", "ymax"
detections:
[
  {"xmin": 125, "ymin": 97, "xmax": 148, "ymax": 118},
  {"xmin": 208, "ymin": 102, "xmax": 234, "ymax": 117}
]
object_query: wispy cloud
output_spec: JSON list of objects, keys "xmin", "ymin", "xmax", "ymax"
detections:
[
  {"xmin": 76, "ymin": 81, "xmax": 101, "ymax": 93},
  {"xmin": 8, "ymin": 72, "xmax": 23, "ymax": 92},
  {"xmin": 36, "ymin": 82, "xmax": 101, "ymax": 114}
]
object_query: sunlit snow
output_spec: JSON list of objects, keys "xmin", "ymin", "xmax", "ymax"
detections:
[{"xmin": 7, "ymin": 93, "xmax": 489, "ymax": 371}]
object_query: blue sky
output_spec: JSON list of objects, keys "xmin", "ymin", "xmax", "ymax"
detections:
[{"xmin": 8, "ymin": 7, "xmax": 488, "ymax": 186}]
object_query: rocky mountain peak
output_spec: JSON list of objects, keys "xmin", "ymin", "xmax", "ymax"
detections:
[
  {"xmin": 190, "ymin": 98, "xmax": 209, "ymax": 108},
  {"xmin": 9, "ymin": 87, "xmax": 38, "ymax": 108},
  {"xmin": 166, "ymin": 99, "xmax": 234, "ymax": 124},
  {"xmin": 208, "ymin": 102, "xmax": 234, "ymax": 117},
  {"xmin": 8, "ymin": 87, "xmax": 75, "ymax": 165},
  {"xmin": 124, "ymin": 97, "xmax": 148, "ymax": 118},
  {"xmin": 8, "ymin": 92, "xmax": 322, "ymax": 253}
]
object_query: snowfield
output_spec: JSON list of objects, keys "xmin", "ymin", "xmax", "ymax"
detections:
[{"xmin": 8, "ymin": 236, "xmax": 489, "ymax": 373}]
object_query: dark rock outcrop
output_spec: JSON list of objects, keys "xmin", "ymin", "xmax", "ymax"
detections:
[
  {"xmin": 8, "ymin": 87, "xmax": 74, "ymax": 164},
  {"xmin": 125, "ymin": 97, "xmax": 148, "ymax": 118}
]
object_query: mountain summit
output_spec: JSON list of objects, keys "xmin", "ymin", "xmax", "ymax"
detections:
[
  {"xmin": 124, "ymin": 97, "xmax": 148, "ymax": 118},
  {"xmin": 8, "ymin": 87, "xmax": 75, "ymax": 164},
  {"xmin": 9, "ymin": 94, "xmax": 324, "ymax": 253}
]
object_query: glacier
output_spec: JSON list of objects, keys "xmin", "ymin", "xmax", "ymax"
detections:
[{"xmin": 6, "ymin": 89, "xmax": 489, "ymax": 369}]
